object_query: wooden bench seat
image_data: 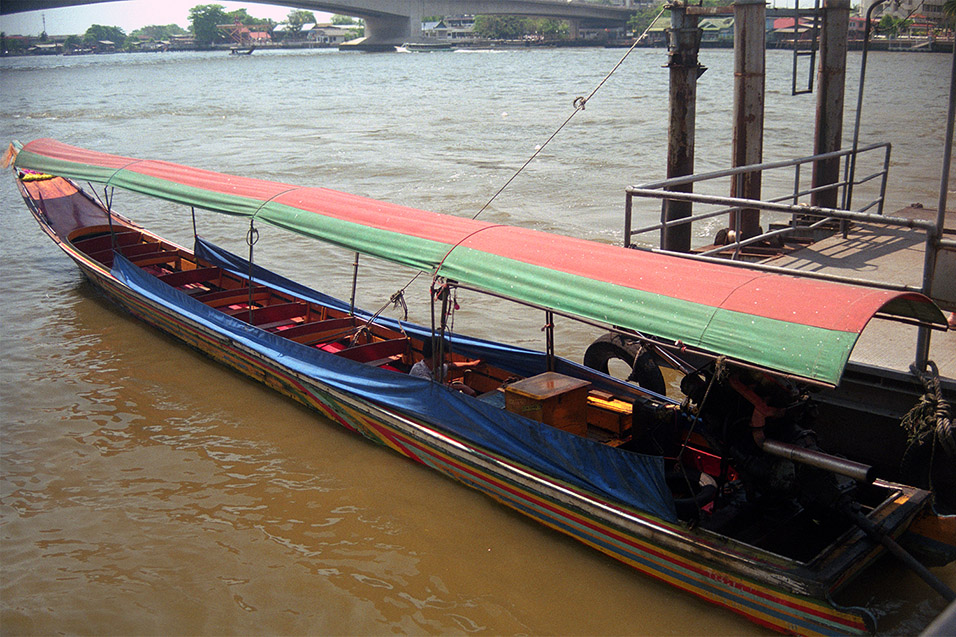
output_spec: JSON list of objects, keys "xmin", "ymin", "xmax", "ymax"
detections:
[
  {"xmin": 226, "ymin": 302, "xmax": 308, "ymax": 327},
  {"xmin": 198, "ymin": 287, "xmax": 271, "ymax": 308},
  {"xmin": 335, "ymin": 338, "xmax": 409, "ymax": 367},
  {"xmin": 128, "ymin": 249, "xmax": 186, "ymax": 267},
  {"xmin": 158, "ymin": 267, "xmax": 223, "ymax": 289},
  {"xmin": 85, "ymin": 237, "xmax": 159, "ymax": 265},
  {"xmin": 85, "ymin": 248, "xmax": 117, "ymax": 266},
  {"xmin": 277, "ymin": 316, "xmax": 360, "ymax": 345},
  {"xmin": 119, "ymin": 242, "xmax": 171, "ymax": 258},
  {"xmin": 73, "ymin": 230, "xmax": 141, "ymax": 254}
]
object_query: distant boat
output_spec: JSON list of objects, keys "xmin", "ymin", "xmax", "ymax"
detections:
[
  {"xmin": 230, "ymin": 46, "xmax": 255, "ymax": 55},
  {"xmin": 400, "ymin": 42, "xmax": 454, "ymax": 52}
]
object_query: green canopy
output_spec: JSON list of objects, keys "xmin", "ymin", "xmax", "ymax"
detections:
[{"xmin": 14, "ymin": 139, "xmax": 948, "ymax": 385}]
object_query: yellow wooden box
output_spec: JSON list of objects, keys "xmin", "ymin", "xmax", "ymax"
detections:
[
  {"xmin": 504, "ymin": 372, "xmax": 591, "ymax": 436},
  {"xmin": 586, "ymin": 395, "xmax": 633, "ymax": 436}
]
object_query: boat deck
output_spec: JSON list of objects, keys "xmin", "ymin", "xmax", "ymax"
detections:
[{"xmin": 767, "ymin": 207, "xmax": 955, "ymax": 383}]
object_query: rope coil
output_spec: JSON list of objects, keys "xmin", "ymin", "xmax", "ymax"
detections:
[
  {"xmin": 906, "ymin": 361, "xmax": 955, "ymax": 456},
  {"xmin": 900, "ymin": 361, "xmax": 955, "ymax": 490}
]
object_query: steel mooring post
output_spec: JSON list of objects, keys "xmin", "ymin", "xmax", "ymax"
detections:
[{"xmin": 661, "ymin": 2, "xmax": 704, "ymax": 253}]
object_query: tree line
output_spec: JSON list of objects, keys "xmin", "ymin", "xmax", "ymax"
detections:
[
  {"xmin": 6, "ymin": 0, "xmax": 952, "ymax": 55},
  {"xmin": 625, "ymin": 1, "xmax": 956, "ymax": 39},
  {"xmin": 1, "ymin": 4, "xmax": 364, "ymax": 54}
]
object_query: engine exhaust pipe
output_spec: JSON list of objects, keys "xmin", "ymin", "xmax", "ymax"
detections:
[{"xmin": 759, "ymin": 438, "xmax": 874, "ymax": 484}]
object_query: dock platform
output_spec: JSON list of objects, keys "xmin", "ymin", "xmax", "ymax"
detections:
[{"xmin": 766, "ymin": 207, "xmax": 955, "ymax": 384}]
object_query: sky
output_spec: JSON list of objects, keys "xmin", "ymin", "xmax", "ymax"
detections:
[{"xmin": 1, "ymin": 1, "xmax": 333, "ymax": 36}]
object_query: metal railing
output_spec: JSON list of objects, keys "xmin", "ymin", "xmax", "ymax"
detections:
[
  {"xmin": 623, "ymin": 143, "xmax": 892, "ymax": 255},
  {"xmin": 625, "ymin": 187, "xmax": 938, "ymax": 291},
  {"xmin": 622, "ymin": 143, "xmax": 951, "ymax": 371}
]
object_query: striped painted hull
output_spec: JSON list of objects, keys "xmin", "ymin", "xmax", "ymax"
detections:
[
  {"xmin": 19, "ymin": 175, "xmax": 932, "ymax": 636},
  {"xmin": 57, "ymin": 249, "xmax": 883, "ymax": 636}
]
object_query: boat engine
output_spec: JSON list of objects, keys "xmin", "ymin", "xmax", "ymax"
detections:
[{"xmin": 679, "ymin": 367, "xmax": 861, "ymax": 515}]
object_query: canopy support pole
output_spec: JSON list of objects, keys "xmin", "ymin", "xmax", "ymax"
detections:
[
  {"xmin": 349, "ymin": 252, "xmax": 360, "ymax": 316},
  {"xmin": 246, "ymin": 219, "xmax": 259, "ymax": 324},
  {"xmin": 429, "ymin": 280, "xmax": 437, "ymax": 373},
  {"xmin": 103, "ymin": 186, "xmax": 116, "ymax": 253},
  {"xmin": 437, "ymin": 283, "xmax": 450, "ymax": 385},
  {"xmin": 545, "ymin": 310, "xmax": 555, "ymax": 372},
  {"xmin": 191, "ymin": 206, "xmax": 198, "ymax": 240}
]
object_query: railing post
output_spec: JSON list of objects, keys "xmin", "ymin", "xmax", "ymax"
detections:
[
  {"xmin": 624, "ymin": 192, "xmax": 634, "ymax": 248},
  {"xmin": 877, "ymin": 145, "xmax": 891, "ymax": 216}
]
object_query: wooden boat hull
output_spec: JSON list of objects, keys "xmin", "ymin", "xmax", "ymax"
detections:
[
  {"xmin": 67, "ymin": 268, "xmax": 881, "ymax": 635},
  {"xmin": 17, "ymin": 174, "xmax": 938, "ymax": 636}
]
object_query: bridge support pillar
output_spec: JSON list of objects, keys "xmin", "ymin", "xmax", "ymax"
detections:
[
  {"xmin": 408, "ymin": 0, "xmax": 423, "ymax": 42},
  {"xmin": 340, "ymin": 8, "xmax": 422, "ymax": 51}
]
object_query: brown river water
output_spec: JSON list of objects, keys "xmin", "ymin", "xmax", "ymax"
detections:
[{"xmin": 1, "ymin": 47, "xmax": 954, "ymax": 635}]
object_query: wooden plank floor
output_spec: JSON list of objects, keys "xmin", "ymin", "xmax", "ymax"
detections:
[{"xmin": 766, "ymin": 207, "xmax": 955, "ymax": 382}]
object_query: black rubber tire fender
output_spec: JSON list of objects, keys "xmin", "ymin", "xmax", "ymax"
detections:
[{"xmin": 583, "ymin": 333, "xmax": 667, "ymax": 396}]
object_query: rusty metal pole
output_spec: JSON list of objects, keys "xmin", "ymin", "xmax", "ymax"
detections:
[
  {"xmin": 915, "ymin": 44, "xmax": 956, "ymax": 367},
  {"xmin": 811, "ymin": 0, "xmax": 850, "ymax": 209},
  {"xmin": 661, "ymin": 3, "xmax": 702, "ymax": 252},
  {"xmin": 729, "ymin": 0, "xmax": 766, "ymax": 240}
]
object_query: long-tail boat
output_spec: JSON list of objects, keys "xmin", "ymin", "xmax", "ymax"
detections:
[{"xmin": 9, "ymin": 139, "xmax": 955, "ymax": 635}]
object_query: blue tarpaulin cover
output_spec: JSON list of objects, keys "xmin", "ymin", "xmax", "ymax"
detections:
[
  {"xmin": 113, "ymin": 248, "xmax": 678, "ymax": 523},
  {"xmin": 195, "ymin": 237, "xmax": 673, "ymax": 399}
]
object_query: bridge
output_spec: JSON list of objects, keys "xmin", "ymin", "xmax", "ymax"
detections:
[{"xmin": 2, "ymin": 0, "xmax": 637, "ymax": 49}]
